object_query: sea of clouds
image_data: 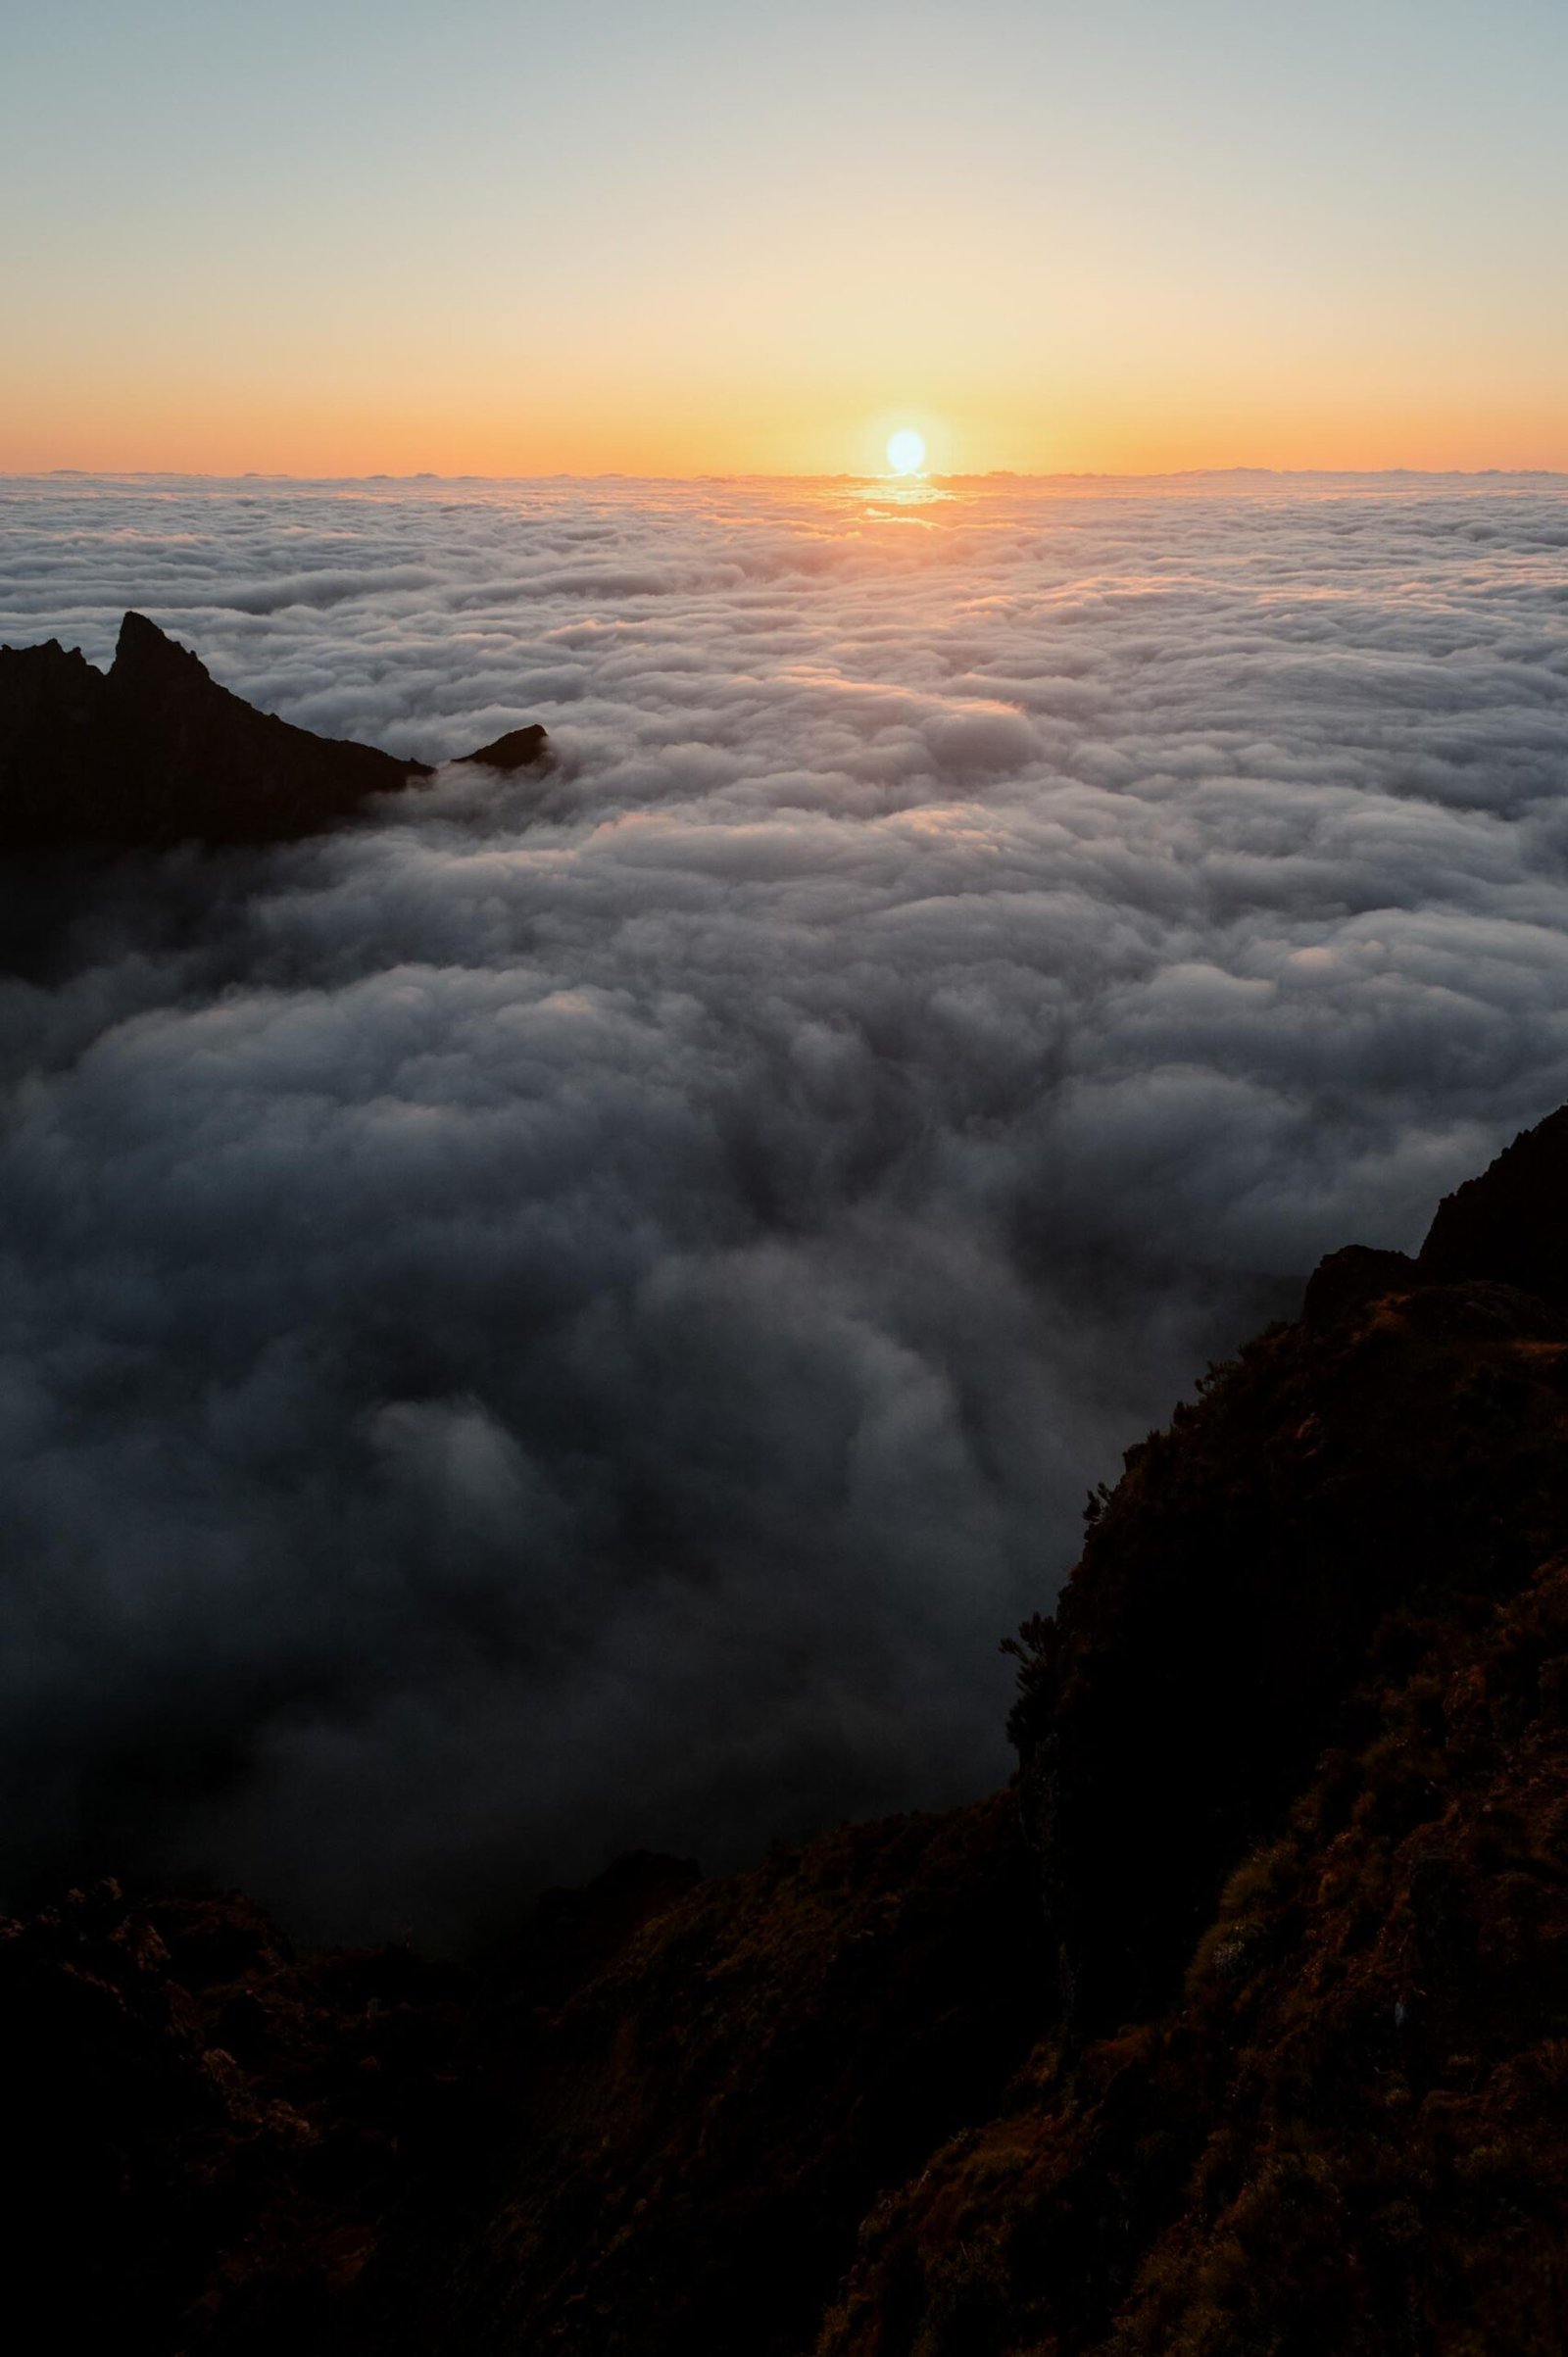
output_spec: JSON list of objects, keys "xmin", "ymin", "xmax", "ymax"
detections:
[{"xmin": 2, "ymin": 469, "xmax": 1566, "ymax": 1942}]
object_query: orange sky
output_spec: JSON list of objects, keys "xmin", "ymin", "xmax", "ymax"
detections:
[{"xmin": 4, "ymin": 0, "xmax": 1565, "ymax": 478}]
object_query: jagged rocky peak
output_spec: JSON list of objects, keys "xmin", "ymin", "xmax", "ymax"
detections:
[
  {"xmin": 1419, "ymin": 1102, "xmax": 1568, "ymax": 1305},
  {"xmin": 115, "ymin": 604, "xmax": 207, "ymax": 678},
  {"xmin": 1300, "ymin": 1104, "xmax": 1568, "ymax": 1333},
  {"xmin": 0, "ymin": 612, "xmax": 549, "ymax": 852}
]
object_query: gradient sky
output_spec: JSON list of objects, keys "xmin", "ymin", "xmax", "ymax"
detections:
[{"xmin": 4, "ymin": 0, "xmax": 1565, "ymax": 475}]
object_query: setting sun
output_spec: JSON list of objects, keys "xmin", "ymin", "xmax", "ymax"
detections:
[{"xmin": 886, "ymin": 429, "xmax": 926, "ymax": 476}]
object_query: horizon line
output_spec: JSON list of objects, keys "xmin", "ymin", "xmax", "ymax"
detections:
[{"xmin": 6, "ymin": 465, "xmax": 1567, "ymax": 489}]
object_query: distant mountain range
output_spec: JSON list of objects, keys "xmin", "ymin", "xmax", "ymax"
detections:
[
  {"xmin": 0, "ymin": 612, "xmax": 547, "ymax": 852},
  {"xmin": 9, "ymin": 1105, "xmax": 1568, "ymax": 2353}
]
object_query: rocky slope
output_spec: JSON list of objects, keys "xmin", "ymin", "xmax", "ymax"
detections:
[
  {"xmin": 12, "ymin": 1110, "xmax": 1568, "ymax": 2353},
  {"xmin": 0, "ymin": 614, "xmax": 546, "ymax": 850}
]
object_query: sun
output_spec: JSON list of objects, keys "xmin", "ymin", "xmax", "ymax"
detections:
[{"xmin": 886, "ymin": 428, "xmax": 926, "ymax": 476}]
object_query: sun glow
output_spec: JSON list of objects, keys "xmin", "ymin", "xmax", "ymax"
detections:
[{"xmin": 886, "ymin": 429, "xmax": 926, "ymax": 476}]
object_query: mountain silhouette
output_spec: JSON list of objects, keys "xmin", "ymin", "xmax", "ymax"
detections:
[{"xmin": 0, "ymin": 613, "xmax": 547, "ymax": 850}]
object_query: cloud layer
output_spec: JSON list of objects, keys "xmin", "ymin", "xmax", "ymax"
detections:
[{"xmin": 2, "ymin": 470, "xmax": 1567, "ymax": 1942}]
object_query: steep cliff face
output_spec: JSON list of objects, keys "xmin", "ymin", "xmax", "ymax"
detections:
[
  {"xmin": 1009, "ymin": 1226, "xmax": 1568, "ymax": 2041},
  {"xmin": 822, "ymin": 1556, "xmax": 1568, "ymax": 2355},
  {"xmin": 1421, "ymin": 1103, "xmax": 1568, "ymax": 1307},
  {"xmin": 12, "ymin": 1111, "xmax": 1568, "ymax": 2354},
  {"xmin": 829, "ymin": 1167, "xmax": 1568, "ymax": 2354},
  {"xmin": 0, "ymin": 614, "xmax": 547, "ymax": 851},
  {"xmin": 429, "ymin": 1105, "xmax": 1568, "ymax": 2357},
  {"xmin": 383, "ymin": 1797, "xmax": 1048, "ymax": 2357}
]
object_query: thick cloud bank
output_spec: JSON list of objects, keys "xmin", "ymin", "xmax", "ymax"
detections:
[{"xmin": 2, "ymin": 471, "xmax": 1566, "ymax": 1942}]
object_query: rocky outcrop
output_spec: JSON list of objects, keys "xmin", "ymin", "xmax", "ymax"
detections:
[
  {"xmin": 822, "ymin": 1533, "xmax": 1568, "ymax": 2357},
  {"xmin": 1008, "ymin": 1191, "xmax": 1568, "ymax": 2043},
  {"xmin": 378, "ymin": 1796, "xmax": 1047, "ymax": 2357},
  {"xmin": 0, "ymin": 614, "xmax": 548, "ymax": 851},
  {"xmin": 2, "ymin": 1878, "xmax": 468, "ymax": 2352},
  {"xmin": 420, "ymin": 1102, "xmax": 1568, "ymax": 2357},
  {"xmin": 14, "ymin": 1107, "xmax": 1568, "ymax": 2354},
  {"xmin": 866, "ymin": 1105, "xmax": 1568, "ymax": 2356},
  {"xmin": 1420, "ymin": 1103, "xmax": 1568, "ymax": 1307},
  {"xmin": 2, "ymin": 1856, "xmax": 695, "ymax": 2353},
  {"xmin": 458, "ymin": 723, "xmax": 551, "ymax": 773}
]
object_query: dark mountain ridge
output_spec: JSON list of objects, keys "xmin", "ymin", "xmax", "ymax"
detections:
[
  {"xmin": 0, "ymin": 613, "xmax": 547, "ymax": 851},
  {"xmin": 10, "ymin": 1108, "xmax": 1568, "ymax": 2353}
]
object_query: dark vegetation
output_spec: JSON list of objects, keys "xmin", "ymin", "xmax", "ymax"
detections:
[{"xmin": 11, "ymin": 1111, "xmax": 1568, "ymax": 2352}]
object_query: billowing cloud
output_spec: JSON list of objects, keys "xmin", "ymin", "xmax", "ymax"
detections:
[{"xmin": 2, "ymin": 469, "xmax": 1566, "ymax": 1943}]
